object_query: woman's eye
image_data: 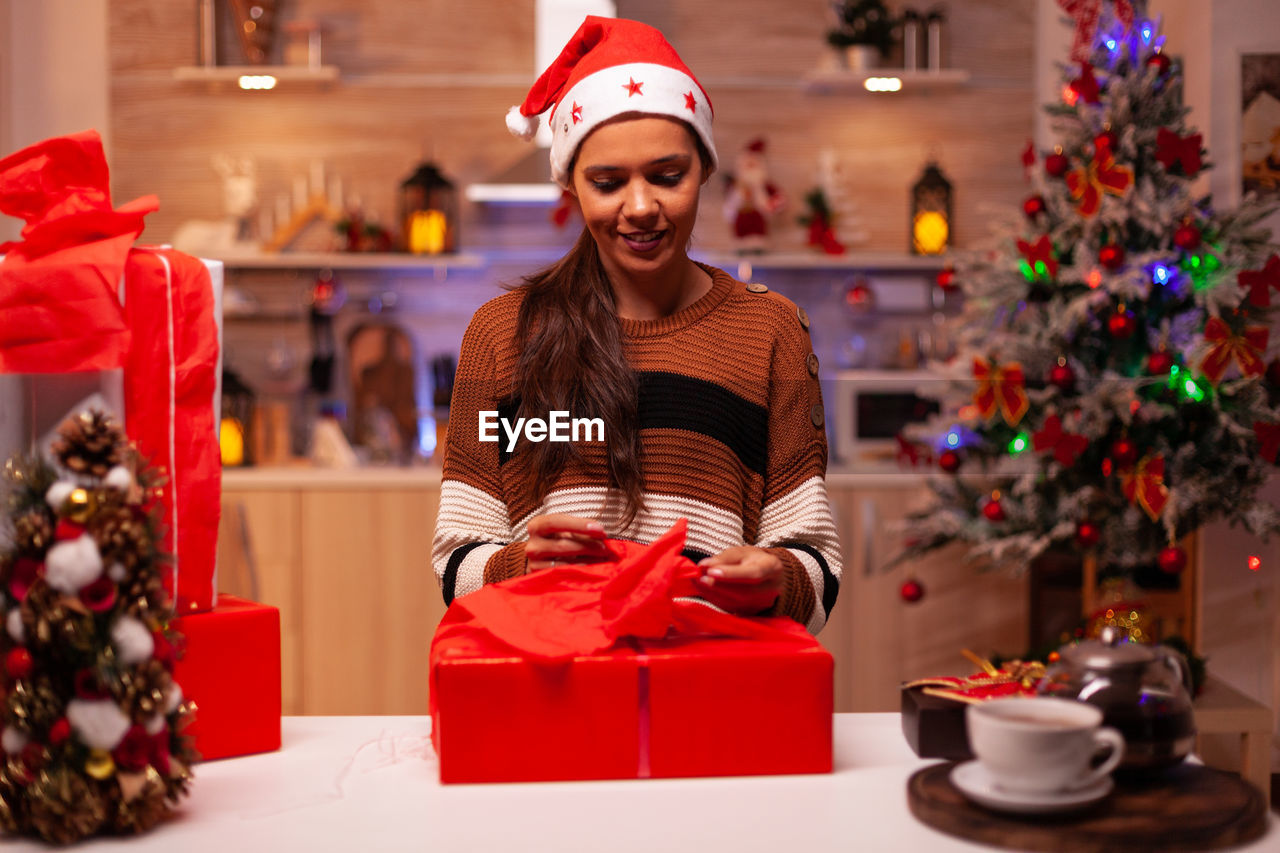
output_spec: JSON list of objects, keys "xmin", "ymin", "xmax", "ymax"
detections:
[
  {"xmin": 652, "ymin": 172, "xmax": 683, "ymax": 186},
  {"xmin": 591, "ymin": 179, "xmax": 621, "ymax": 192}
]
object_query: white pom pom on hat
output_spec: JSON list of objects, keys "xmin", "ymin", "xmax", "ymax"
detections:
[{"xmin": 506, "ymin": 15, "xmax": 717, "ymax": 189}]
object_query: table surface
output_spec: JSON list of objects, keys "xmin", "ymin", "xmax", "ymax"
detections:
[{"xmin": 5, "ymin": 714, "xmax": 1276, "ymax": 852}]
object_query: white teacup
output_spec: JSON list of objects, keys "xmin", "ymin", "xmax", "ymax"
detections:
[{"xmin": 966, "ymin": 696, "xmax": 1125, "ymax": 794}]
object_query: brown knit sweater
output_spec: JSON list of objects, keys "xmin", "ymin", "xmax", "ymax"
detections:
[{"xmin": 431, "ymin": 264, "xmax": 842, "ymax": 633}]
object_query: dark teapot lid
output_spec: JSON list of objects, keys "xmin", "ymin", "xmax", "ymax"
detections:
[{"xmin": 1058, "ymin": 626, "xmax": 1157, "ymax": 670}]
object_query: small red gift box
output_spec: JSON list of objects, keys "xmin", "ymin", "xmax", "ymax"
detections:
[
  {"xmin": 429, "ymin": 521, "xmax": 833, "ymax": 783},
  {"xmin": 173, "ymin": 594, "xmax": 282, "ymax": 761}
]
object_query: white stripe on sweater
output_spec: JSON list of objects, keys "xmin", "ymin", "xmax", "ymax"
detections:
[
  {"xmin": 757, "ymin": 476, "xmax": 843, "ymax": 633},
  {"xmin": 432, "ymin": 481, "xmax": 513, "ymax": 597}
]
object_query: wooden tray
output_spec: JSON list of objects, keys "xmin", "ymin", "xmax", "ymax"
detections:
[{"xmin": 907, "ymin": 761, "xmax": 1267, "ymax": 852}]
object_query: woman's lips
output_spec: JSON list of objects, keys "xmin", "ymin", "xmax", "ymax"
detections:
[{"xmin": 620, "ymin": 229, "xmax": 666, "ymax": 252}]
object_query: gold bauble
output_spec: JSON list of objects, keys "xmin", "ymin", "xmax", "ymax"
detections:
[
  {"xmin": 63, "ymin": 488, "xmax": 96, "ymax": 523},
  {"xmin": 85, "ymin": 749, "xmax": 115, "ymax": 780}
]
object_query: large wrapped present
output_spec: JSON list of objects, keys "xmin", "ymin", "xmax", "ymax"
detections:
[
  {"xmin": 173, "ymin": 594, "xmax": 282, "ymax": 760},
  {"xmin": 429, "ymin": 520, "xmax": 833, "ymax": 783},
  {"xmin": 0, "ymin": 131, "xmax": 222, "ymax": 613}
]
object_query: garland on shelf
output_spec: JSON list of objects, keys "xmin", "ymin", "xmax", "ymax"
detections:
[{"xmin": 0, "ymin": 411, "xmax": 197, "ymax": 844}]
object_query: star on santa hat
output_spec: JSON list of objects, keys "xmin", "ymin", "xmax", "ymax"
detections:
[
  {"xmin": 624, "ymin": 77, "xmax": 644, "ymax": 97},
  {"xmin": 684, "ymin": 91, "xmax": 697, "ymax": 113},
  {"xmin": 571, "ymin": 102, "xmax": 583, "ymax": 124}
]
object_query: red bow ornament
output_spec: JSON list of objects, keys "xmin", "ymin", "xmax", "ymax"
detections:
[
  {"xmin": 1057, "ymin": 0, "xmax": 1135, "ymax": 63},
  {"xmin": 1155, "ymin": 128, "xmax": 1204, "ymax": 178},
  {"xmin": 1121, "ymin": 453, "xmax": 1169, "ymax": 521},
  {"xmin": 1254, "ymin": 422, "xmax": 1280, "ymax": 464},
  {"xmin": 1238, "ymin": 254, "xmax": 1280, "ymax": 309},
  {"xmin": 1069, "ymin": 62, "xmax": 1102, "ymax": 104},
  {"xmin": 1198, "ymin": 316, "xmax": 1268, "ymax": 384},
  {"xmin": 1065, "ymin": 137, "xmax": 1133, "ymax": 217},
  {"xmin": 973, "ymin": 358, "xmax": 1030, "ymax": 427},
  {"xmin": 1017, "ymin": 235, "xmax": 1058, "ymax": 280},
  {"xmin": 1032, "ymin": 414, "xmax": 1089, "ymax": 468}
]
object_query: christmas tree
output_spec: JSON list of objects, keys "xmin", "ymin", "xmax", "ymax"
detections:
[
  {"xmin": 897, "ymin": 0, "xmax": 1280, "ymax": 584},
  {"xmin": 0, "ymin": 412, "xmax": 196, "ymax": 843}
]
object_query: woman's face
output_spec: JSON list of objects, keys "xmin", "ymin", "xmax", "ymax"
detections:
[{"xmin": 570, "ymin": 116, "xmax": 707, "ymax": 286}]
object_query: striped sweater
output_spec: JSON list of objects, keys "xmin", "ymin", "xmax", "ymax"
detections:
[{"xmin": 431, "ymin": 264, "xmax": 843, "ymax": 633}]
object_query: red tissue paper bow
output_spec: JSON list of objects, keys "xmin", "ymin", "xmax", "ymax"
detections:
[
  {"xmin": 1017, "ymin": 234, "xmax": 1058, "ymax": 280},
  {"xmin": 1122, "ymin": 453, "xmax": 1169, "ymax": 521},
  {"xmin": 1155, "ymin": 127, "xmax": 1204, "ymax": 178},
  {"xmin": 1058, "ymin": 0, "xmax": 1135, "ymax": 64},
  {"xmin": 1199, "ymin": 315, "xmax": 1268, "ymax": 384},
  {"xmin": 1065, "ymin": 135, "xmax": 1133, "ymax": 217},
  {"xmin": 1069, "ymin": 61, "xmax": 1102, "ymax": 104},
  {"xmin": 0, "ymin": 130, "xmax": 158, "ymax": 372},
  {"xmin": 1032, "ymin": 413, "xmax": 1089, "ymax": 468},
  {"xmin": 973, "ymin": 357, "xmax": 1030, "ymax": 427},
  {"xmin": 1238, "ymin": 254, "xmax": 1280, "ymax": 309}
]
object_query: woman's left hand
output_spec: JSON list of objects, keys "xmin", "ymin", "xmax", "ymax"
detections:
[{"xmin": 695, "ymin": 546, "xmax": 783, "ymax": 615}]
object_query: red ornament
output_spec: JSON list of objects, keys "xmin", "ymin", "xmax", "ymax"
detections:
[
  {"xmin": 1099, "ymin": 243, "xmax": 1125, "ymax": 271},
  {"xmin": 54, "ymin": 519, "xmax": 85, "ymax": 541},
  {"xmin": 1147, "ymin": 350, "xmax": 1175, "ymax": 375},
  {"xmin": 1173, "ymin": 223, "xmax": 1201, "ymax": 251},
  {"xmin": 1076, "ymin": 521, "xmax": 1101, "ymax": 548},
  {"xmin": 19, "ymin": 742, "xmax": 45, "ymax": 773},
  {"xmin": 5, "ymin": 648, "xmax": 32, "ymax": 681},
  {"xmin": 1023, "ymin": 195, "xmax": 1047, "ymax": 219},
  {"xmin": 938, "ymin": 449, "xmax": 961, "ymax": 473},
  {"xmin": 982, "ymin": 498, "xmax": 1006, "ymax": 522},
  {"xmin": 900, "ymin": 579, "xmax": 925, "ymax": 603},
  {"xmin": 936, "ymin": 266, "xmax": 956, "ymax": 291},
  {"xmin": 1049, "ymin": 362, "xmax": 1076, "ymax": 392},
  {"xmin": 1111, "ymin": 438, "xmax": 1138, "ymax": 468},
  {"xmin": 845, "ymin": 280, "xmax": 875, "ymax": 314},
  {"xmin": 1045, "ymin": 152, "xmax": 1070, "ymax": 178},
  {"xmin": 1158, "ymin": 545, "xmax": 1188, "ymax": 574},
  {"xmin": 1108, "ymin": 309, "xmax": 1137, "ymax": 339},
  {"xmin": 113, "ymin": 725, "xmax": 153, "ymax": 772},
  {"xmin": 1094, "ymin": 130, "xmax": 1118, "ymax": 152},
  {"xmin": 79, "ymin": 576, "xmax": 117, "ymax": 613},
  {"xmin": 8, "ymin": 557, "xmax": 41, "ymax": 603},
  {"xmin": 1146, "ymin": 52, "xmax": 1171, "ymax": 74},
  {"xmin": 48, "ymin": 718, "xmax": 71, "ymax": 747}
]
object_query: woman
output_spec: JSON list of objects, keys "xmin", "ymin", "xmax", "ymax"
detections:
[{"xmin": 432, "ymin": 16, "xmax": 842, "ymax": 633}]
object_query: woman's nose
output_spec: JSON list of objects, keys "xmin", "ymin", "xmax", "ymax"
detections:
[{"xmin": 623, "ymin": 180, "xmax": 657, "ymax": 220}]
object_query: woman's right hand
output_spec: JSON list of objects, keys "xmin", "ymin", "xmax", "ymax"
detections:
[{"xmin": 525, "ymin": 514, "xmax": 611, "ymax": 572}]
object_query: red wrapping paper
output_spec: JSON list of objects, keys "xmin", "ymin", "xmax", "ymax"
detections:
[
  {"xmin": 430, "ymin": 520, "xmax": 833, "ymax": 783},
  {"xmin": 0, "ymin": 131, "xmax": 221, "ymax": 612},
  {"xmin": 172, "ymin": 594, "xmax": 282, "ymax": 761}
]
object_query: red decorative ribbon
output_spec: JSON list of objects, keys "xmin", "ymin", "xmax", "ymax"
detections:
[
  {"xmin": 1017, "ymin": 235, "xmax": 1058, "ymax": 280},
  {"xmin": 1155, "ymin": 128, "xmax": 1203, "ymax": 178},
  {"xmin": 1122, "ymin": 453, "xmax": 1169, "ymax": 521},
  {"xmin": 1070, "ymin": 62, "xmax": 1102, "ymax": 104},
  {"xmin": 1199, "ymin": 316, "xmax": 1268, "ymax": 384},
  {"xmin": 1254, "ymin": 422, "xmax": 1280, "ymax": 463},
  {"xmin": 1032, "ymin": 414, "xmax": 1089, "ymax": 467},
  {"xmin": 1058, "ymin": 0, "xmax": 1136, "ymax": 63},
  {"xmin": 973, "ymin": 358, "xmax": 1030, "ymax": 427},
  {"xmin": 1066, "ymin": 137, "xmax": 1133, "ymax": 217},
  {"xmin": 1238, "ymin": 254, "xmax": 1280, "ymax": 308}
]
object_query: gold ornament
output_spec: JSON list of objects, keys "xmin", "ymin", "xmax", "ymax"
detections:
[
  {"xmin": 63, "ymin": 487, "xmax": 96, "ymax": 523},
  {"xmin": 85, "ymin": 750, "xmax": 115, "ymax": 780},
  {"xmin": 1086, "ymin": 577, "xmax": 1153, "ymax": 643}
]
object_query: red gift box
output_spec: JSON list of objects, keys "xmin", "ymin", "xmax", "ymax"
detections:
[
  {"xmin": 173, "ymin": 594, "xmax": 282, "ymax": 761},
  {"xmin": 429, "ymin": 521, "xmax": 833, "ymax": 783},
  {"xmin": 0, "ymin": 131, "xmax": 222, "ymax": 613}
]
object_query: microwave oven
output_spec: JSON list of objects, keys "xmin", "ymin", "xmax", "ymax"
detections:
[{"xmin": 827, "ymin": 369, "xmax": 944, "ymax": 467}]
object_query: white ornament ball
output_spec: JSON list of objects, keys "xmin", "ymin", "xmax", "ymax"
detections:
[
  {"xmin": 1, "ymin": 726, "xmax": 28, "ymax": 755},
  {"xmin": 67, "ymin": 698, "xmax": 131, "ymax": 751},
  {"xmin": 45, "ymin": 481, "xmax": 75, "ymax": 510},
  {"xmin": 145, "ymin": 714, "xmax": 167, "ymax": 736},
  {"xmin": 45, "ymin": 534, "xmax": 104, "ymax": 594},
  {"xmin": 111, "ymin": 615, "xmax": 155, "ymax": 666},
  {"xmin": 104, "ymin": 465, "xmax": 134, "ymax": 491},
  {"xmin": 165, "ymin": 683, "xmax": 183, "ymax": 714},
  {"xmin": 108, "ymin": 562, "xmax": 128, "ymax": 583},
  {"xmin": 5, "ymin": 608, "xmax": 23, "ymax": 644}
]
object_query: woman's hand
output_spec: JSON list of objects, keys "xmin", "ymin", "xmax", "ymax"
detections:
[
  {"xmin": 695, "ymin": 546, "xmax": 783, "ymax": 614},
  {"xmin": 525, "ymin": 514, "xmax": 611, "ymax": 572}
]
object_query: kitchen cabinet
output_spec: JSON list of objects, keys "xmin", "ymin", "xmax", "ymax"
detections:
[{"xmin": 220, "ymin": 468, "xmax": 1027, "ymax": 716}]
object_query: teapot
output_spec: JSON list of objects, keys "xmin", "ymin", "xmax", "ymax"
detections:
[{"xmin": 1036, "ymin": 626, "xmax": 1196, "ymax": 772}]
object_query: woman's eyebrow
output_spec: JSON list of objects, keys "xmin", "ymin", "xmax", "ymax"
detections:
[{"xmin": 581, "ymin": 153, "xmax": 691, "ymax": 173}]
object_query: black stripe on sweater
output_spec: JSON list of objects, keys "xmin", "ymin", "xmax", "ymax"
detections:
[
  {"xmin": 442, "ymin": 542, "xmax": 493, "ymax": 606},
  {"xmin": 496, "ymin": 372, "xmax": 768, "ymax": 475},
  {"xmin": 781, "ymin": 541, "xmax": 839, "ymax": 618}
]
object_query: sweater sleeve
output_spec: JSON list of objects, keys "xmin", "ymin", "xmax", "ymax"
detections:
[
  {"xmin": 753, "ymin": 304, "xmax": 843, "ymax": 634},
  {"xmin": 430, "ymin": 306, "xmax": 526, "ymax": 605}
]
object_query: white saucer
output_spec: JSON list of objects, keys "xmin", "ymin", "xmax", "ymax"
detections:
[{"xmin": 950, "ymin": 761, "xmax": 1114, "ymax": 815}]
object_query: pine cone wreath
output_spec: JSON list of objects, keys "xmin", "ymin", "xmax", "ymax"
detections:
[
  {"xmin": 89, "ymin": 504, "xmax": 152, "ymax": 575},
  {"xmin": 11, "ymin": 510, "xmax": 54, "ymax": 556},
  {"xmin": 51, "ymin": 412, "xmax": 125, "ymax": 479},
  {"xmin": 24, "ymin": 767, "xmax": 108, "ymax": 844}
]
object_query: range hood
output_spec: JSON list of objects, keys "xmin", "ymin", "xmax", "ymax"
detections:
[{"xmin": 465, "ymin": 0, "xmax": 614, "ymax": 204}]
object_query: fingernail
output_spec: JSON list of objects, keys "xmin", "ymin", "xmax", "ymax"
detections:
[
  {"xmin": 698, "ymin": 576, "xmax": 714, "ymax": 586},
  {"xmin": 587, "ymin": 522, "xmax": 605, "ymax": 533},
  {"xmin": 707, "ymin": 568, "xmax": 724, "ymax": 578}
]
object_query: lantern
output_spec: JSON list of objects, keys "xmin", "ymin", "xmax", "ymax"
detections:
[
  {"xmin": 399, "ymin": 161, "xmax": 458, "ymax": 254},
  {"xmin": 910, "ymin": 161, "xmax": 952, "ymax": 255},
  {"xmin": 220, "ymin": 368, "xmax": 256, "ymax": 467}
]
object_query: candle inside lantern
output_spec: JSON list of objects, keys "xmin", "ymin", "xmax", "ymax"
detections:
[
  {"xmin": 408, "ymin": 210, "xmax": 449, "ymax": 255},
  {"xmin": 912, "ymin": 210, "xmax": 949, "ymax": 255},
  {"xmin": 220, "ymin": 416, "xmax": 246, "ymax": 467}
]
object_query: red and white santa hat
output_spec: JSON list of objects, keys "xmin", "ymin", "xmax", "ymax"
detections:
[{"xmin": 506, "ymin": 15, "xmax": 717, "ymax": 188}]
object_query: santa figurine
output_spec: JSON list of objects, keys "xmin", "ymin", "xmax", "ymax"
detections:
[{"xmin": 723, "ymin": 138, "xmax": 785, "ymax": 252}]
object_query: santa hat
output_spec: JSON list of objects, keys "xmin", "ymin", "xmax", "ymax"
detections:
[{"xmin": 506, "ymin": 16, "xmax": 717, "ymax": 188}]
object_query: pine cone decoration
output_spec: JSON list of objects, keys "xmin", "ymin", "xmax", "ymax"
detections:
[
  {"xmin": 24, "ymin": 767, "xmax": 108, "ymax": 844},
  {"xmin": 11, "ymin": 509, "xmax": 54, "ymax": 556},
  {"xmin": 89, "ymin": 504, "xmax": 152, "ymax": 574},
  {"xmin": 5, "ymin": 678, "xmax": 63, "ymax": 734},
  {"xmin": 21, "ymin": 586, "xmax": 95, "ymax": 656},
  {"xmin": 51, "ymin": 412, "xmax": 125, "ymax": 479},
  {"xmin": 108, "ymin": 767, "xmax": 168, "ymax": 834},
  {"xmin": 116, "ymin": 660, "xmax": 171, "ymax": 724}
]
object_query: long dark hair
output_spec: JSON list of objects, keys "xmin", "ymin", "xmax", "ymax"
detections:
[{"xmin": 510, "ymin": 228, "xmax": 644, "ymax": 525}]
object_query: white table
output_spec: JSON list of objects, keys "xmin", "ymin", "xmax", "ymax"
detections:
[{"xmin": 6, "ymin": 714, "xmax": 1277, "ymax": 852}]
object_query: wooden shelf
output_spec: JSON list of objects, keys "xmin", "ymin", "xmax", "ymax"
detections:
[
  {"xmin": 697, "ymin": 251, "xmax": 952, "ymax": 273},
  {"xmin": 215, "ymin": 251, "xmax": 485, "ymax": 271},
  {"xmin": 802, "ymin": 68, "xmax": 971, "ymax": 94},
  {"xmin": 173, "ymin": 65, "xmax": 340, "ymax": 88}
]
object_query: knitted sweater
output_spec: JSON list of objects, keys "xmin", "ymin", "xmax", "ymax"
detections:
[{"xmin": 431, "ymin": 264, "xmax": 843, "ymax": 634}]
